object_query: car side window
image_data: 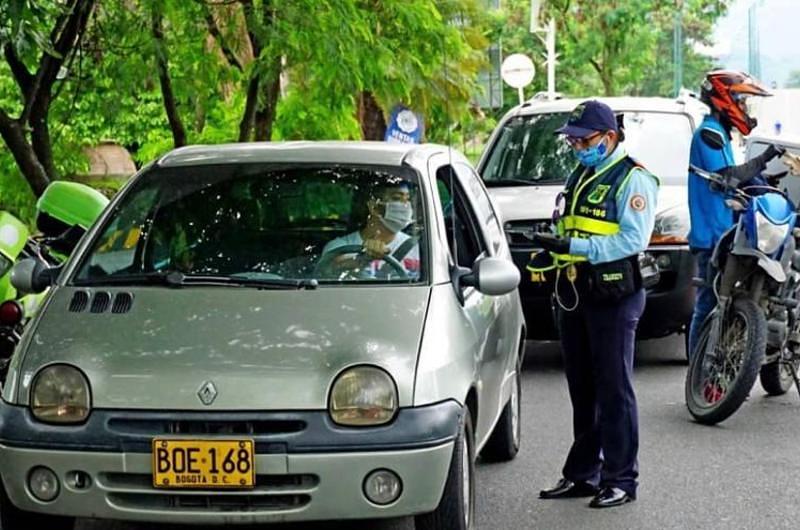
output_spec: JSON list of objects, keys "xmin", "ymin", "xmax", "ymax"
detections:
[
  {"xmin": 455, "ymin": 163, "xmax": 504, "ymax": 255},
  {"xmin": 435, "ymin": 165, "xmax": 486, "ymax": 269}
]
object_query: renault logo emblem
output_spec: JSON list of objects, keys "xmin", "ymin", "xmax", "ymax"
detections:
[{"xmin": 197, "ymin": 381, "xmax": 218, "ymax": 405}]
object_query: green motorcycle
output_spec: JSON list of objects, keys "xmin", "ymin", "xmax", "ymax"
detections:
[{"xmin": 0, "ymin": 181, "xmax": 108, "ymax": 367}]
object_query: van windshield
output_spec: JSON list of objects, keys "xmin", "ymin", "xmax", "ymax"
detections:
[
  {"xmin": 72, "ymin": 164, "xmax": 426, "ymax": 287},
  {"xmin": 480, "ymin": 111, "xmax": 694, "ymax": 186}
]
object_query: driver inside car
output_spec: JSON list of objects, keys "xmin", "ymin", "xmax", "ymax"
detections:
[{"xmin": 319, "ymin": 181, "xmax": 420, "ymax": 279}]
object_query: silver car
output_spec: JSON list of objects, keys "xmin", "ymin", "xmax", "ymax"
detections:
[{"xmin": 1, "ymin": 142, "xmax": 525, "ymax": 529}]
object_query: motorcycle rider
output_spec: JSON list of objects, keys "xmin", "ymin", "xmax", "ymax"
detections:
[{"xmin": 687, "ymin": 70, "xmax": 788, "ymax": 358}]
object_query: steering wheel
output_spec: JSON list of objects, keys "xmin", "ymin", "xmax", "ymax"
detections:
[{"xmin": 313, "ymin": 244, "xmax": 408, "ymax": 279}]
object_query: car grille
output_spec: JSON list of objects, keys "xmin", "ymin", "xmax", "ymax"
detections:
[
  {"xmin": 107, "ymin": 418, "xmax": 307, "ymax": 436},
  {"xmin": 101, "ymin": 472, "xmax": 318, "ymax": 513},
  {"xmin": 504, "ymin": 219, "xmax": 552, "ymax": 248}
]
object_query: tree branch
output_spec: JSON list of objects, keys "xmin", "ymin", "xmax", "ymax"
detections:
[
  {"xmin": 0, "ymin": 110, "xmax": 50, "ymax": 195},
  {"xmin": 3, "ymin": 44, "xmax": 34, "ymax": 96},
  {"xmin": 22, "ymin": 0, "xmax": 96, "ymax": 126},
  {"xmin": 204, "ymin": 9, "xmax": 244, "ymax": 71},
  {"xmin": 151, "ymin": 10, "xmax": 187, "ymax": 148}
]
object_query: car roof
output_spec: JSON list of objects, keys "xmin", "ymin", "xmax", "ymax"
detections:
[
  {"xmin": 509, "ymin": 95, "xmax": 708, "ymax": 118},
  {"xmin": 155, "ymin": 141, "xmax": 463, "ymax": 168}
]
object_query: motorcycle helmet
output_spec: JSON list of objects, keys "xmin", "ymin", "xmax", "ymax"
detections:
[{"xmin": 701, "ymin": 70, "xmax": 771, "ymax": 135}]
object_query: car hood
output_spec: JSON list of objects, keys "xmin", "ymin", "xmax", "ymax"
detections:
[
  {"xmin": 14, "ymin": 286, "xmax": 430, "ymax": 410},
  {"xmin": 488, "ymin": 183, "xmax": 687, "ymax": 223}
]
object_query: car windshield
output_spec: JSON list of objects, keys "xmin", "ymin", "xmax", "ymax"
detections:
[
  {"xmin": 72, "ymin": 164, "xmax": 426, "ymax": 286},
  {"xmin": 481, "ymin": 110, "xmax": 694, "ymax": 186}
]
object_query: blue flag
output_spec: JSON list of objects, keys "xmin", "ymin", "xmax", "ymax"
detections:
[{"xmin": 385, "ymin": 105, "xmax": 424, "ymax": 144}]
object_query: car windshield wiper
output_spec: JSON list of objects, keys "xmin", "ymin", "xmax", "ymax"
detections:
[
  {"xmin": 483, "ymin": 178, "xmax": 539, "ymax": 187},
  {"xmin": 73, "ymin": 271, "xmax": 318, "ymax": 290}
]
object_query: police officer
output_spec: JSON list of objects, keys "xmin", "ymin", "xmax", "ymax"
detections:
[
  {"xmin": 530, "ymin": 100, "xmax": 658, "ymax": 508},
  {"xmin": 687, "ymin": 70, "xmax": 785, "ymax": 358}
]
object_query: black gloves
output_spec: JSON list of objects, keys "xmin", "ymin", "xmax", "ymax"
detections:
[
  {"xmin": 761, "ymin": 144, "xmax": 786, "ymax": 163},
  {"xmin": 533, "ymin": 233, "xmax": 571, "ymax": 254}
]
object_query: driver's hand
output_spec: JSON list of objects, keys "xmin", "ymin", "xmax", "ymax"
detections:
[
  {"xmin": 782, "ymin": 152, "xmax": 800, "ymax": 176},
  {"xmin": 363, "ymin": 239, "xmax": 389, "ymax": 259}
]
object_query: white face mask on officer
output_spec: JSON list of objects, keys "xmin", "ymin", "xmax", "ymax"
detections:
[{"xmin": 379, "ymin": 200, "xmax": 413, "ymax": 233}]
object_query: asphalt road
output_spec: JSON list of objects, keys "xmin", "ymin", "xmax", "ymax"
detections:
[{"xmin": 79, "ymin": 336, "xmax": 800, "ymax": 530}]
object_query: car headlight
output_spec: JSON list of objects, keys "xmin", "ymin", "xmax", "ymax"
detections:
[
  {"xmin": 31, "ymin": 365, "xmax": 91, "ymax": 424},
  {"xmin": 755, "ymin": 211, "xmax": 790, "ymax": 255},
  {"xmin": 329, "ymin": 366, "xmax": 398, "ymax": 426},
  {"xmin": 650, "ymin": 205, "xmax": 690, "ymax": 245}
]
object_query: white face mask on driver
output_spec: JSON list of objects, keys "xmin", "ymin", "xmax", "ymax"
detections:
[{"xmin": 379, "ymin": 201, "xmax": 413, "ymax": 233}]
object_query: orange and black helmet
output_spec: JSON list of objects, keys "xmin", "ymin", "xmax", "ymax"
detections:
[{"xmin": 701, "ymin": 70, "xmax": 771, "ymax": 135}]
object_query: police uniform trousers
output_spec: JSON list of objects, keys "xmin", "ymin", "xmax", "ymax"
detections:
[{"xmin": 556, "ymin": 286, "xmax": 645, "ymax": 497}]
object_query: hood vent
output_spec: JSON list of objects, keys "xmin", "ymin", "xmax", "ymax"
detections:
[
  {"xmin": 111, "ymin": 292, "xmax": 134, "ymax": 314},
  {"xmin": 90, "ymin": 292, "xmax": 112, "ymax": 313},
  {"xmin": 68, "ymin": 291, "xmax": 90, "ymax": 312},
  {"xmin": 68, "ymin": 291, "xmax": 134, "ymax": 314}
]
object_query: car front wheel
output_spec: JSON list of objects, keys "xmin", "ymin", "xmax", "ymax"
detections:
[{"xmin": 415, "ymin": 408, "xmax": 475, "ymax": 530}]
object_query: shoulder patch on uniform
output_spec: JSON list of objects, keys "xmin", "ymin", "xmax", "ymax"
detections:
[{"xmin": 630, "ymin": 194, "xmax": 647, "ymax": 212}]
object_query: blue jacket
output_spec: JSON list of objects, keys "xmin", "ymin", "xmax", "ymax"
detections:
[{"xmin": 688, "ymin": 115, "xmax": 736, "ymax": 249}]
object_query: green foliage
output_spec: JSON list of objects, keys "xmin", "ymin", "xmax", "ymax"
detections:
[{"xmin": 491, "ymin": 0, "xmax": 731, "ymax": 102}]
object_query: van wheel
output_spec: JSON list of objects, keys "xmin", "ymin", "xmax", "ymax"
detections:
[
  {"xmin": 480, "ymin": 370, "xmax": 521, "ymax": 462},
  {"xmin": 415, "ymin": 409, "xmax": 474, "ymax": 530},
  {"xmin": 0, "ymin": 483, "xmax": 74, "ymax": 530}
]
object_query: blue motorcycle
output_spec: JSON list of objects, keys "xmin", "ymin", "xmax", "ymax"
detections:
[{"xmin": 686, "ymin": 164, "xmax": 800, "ymax": 425}]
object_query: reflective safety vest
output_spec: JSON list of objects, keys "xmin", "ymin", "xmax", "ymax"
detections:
[{"xmin": 549, "ymin": 156, "xmax": 645, "ymax": 267}]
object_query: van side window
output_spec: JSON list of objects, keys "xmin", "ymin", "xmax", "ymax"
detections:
[{"xmin": 435, "ymin": 165, "xmax": 486, "ymax": 268}]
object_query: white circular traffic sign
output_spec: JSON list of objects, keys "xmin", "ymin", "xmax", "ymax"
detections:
[{"xmin": 501, "ymin": 54, "xmax": 535, "ymax": 89}]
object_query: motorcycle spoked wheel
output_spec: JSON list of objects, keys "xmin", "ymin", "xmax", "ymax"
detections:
[
  {"xmin": 685, "ymin": 296, "xmax": 767, "ymax": 425},
  {"xmin": 759, "ymin": 350, "xmax": 800, "ymax": 396}
]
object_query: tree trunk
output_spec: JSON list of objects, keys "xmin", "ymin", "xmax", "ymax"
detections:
[
  {"xmin": 601, "ymin": 71, "xmax": 615, "ymax": 96},
  {"xmin": 151, "ymin": 12, "xmax": 187, "ymax": 148},
  {"xmin": 0, "ymin": 111, "xmax": 50, "ymax": 196},
  {"xmin": 238, "ymin": 76, "xmax": 260, "ymax": 142},
  {"xmin": 29, "ymin": 96, "xmax": 58, "ymax": 181},
  {"xmin": 358, "ymin": 91, "xmax": 386, "ymax": 141},
  {"xmin": 254, "ymin": 61, "xmax": 281, "ymax": 141}
]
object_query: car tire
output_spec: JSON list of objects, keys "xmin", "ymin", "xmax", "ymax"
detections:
[
  {"xmin": 0, "ymin": 482, "xmax": 74, "ymax": 530},
  {"xmin": 415, "ymin": 409, "xmax": 475, "ymax": 530},
  {"xmin": 480, "ymin": 370, "xmax": 521, "ymax": 462}
]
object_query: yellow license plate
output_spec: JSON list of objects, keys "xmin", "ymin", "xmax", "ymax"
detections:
[{"xmin": 152, "ymin": 439, "xmax": 255, "ymax": 489}]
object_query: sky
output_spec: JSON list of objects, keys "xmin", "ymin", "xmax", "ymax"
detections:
[{"xmin": 709, "ymin": 0, "xmax": 799, "ymax": 87}]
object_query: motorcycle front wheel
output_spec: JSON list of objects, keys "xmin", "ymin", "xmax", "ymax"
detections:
[{"xmin": 685, "ymin": 296, "xmax": 766, "ymax": 425}]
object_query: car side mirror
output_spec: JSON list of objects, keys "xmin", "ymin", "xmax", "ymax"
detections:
[
  {"xmin": 10, "ymin": 258, "xmax": 57, "ymax": 295},
  {"xmin": 700, "ymin": 128, "xmax": 726, "ymax": 150},
  {"xmin": 459, "ymin": 257, "xmax": 520, "ymax": 296}
]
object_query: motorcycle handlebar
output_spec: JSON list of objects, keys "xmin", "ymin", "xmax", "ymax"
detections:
[{"xmin": 688, "ymin": 164, "xmax": 787, "ymax": 201}]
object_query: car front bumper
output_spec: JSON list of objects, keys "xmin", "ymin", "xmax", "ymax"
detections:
[{"xmin": 0, "ymin": 401, "xmax": 460, "ymax": 524}]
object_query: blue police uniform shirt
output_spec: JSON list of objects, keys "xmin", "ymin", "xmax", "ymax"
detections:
[
  {"xmin": 688, "ymin": 115, "xmax": 736, "ymax": 249},
  {"xmin": 569, "ymin": 145, "xmax": 659, "ymax": 264}
]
